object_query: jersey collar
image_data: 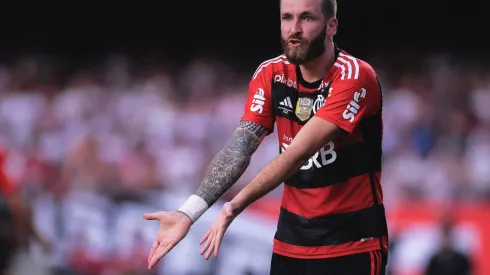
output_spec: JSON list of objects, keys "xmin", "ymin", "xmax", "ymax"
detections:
[{"xmin": 296, "ymin": 43, "xmax": 342, "ymax": 89}]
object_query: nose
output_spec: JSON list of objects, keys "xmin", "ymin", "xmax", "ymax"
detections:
[{"xmin": 289, "ymin": 18, "xmax": 302, "ymax": 36}]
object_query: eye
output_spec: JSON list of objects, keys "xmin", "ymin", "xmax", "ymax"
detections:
[
  {"xmin": 282, "ymin": 15, "xmax": 292, "ymax": 21},
  {"xmin": 303, "ymin": 16, "xmax": 313, "ymax": 21}
]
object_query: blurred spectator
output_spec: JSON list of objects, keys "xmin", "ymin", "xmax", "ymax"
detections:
[
  {"xmin": 0, "ymin": 146, "xmax": 51, "ymax": 274},
  {"xmin": 62, "ymin": 134, "xmax": 104, "ymax": 192},
  {"xmin": 424, "ymin": 217, "xmax": 472, "ymax": 275},
  {"xmin": 120, "ymin": 139, "xmax": 158, "ymax": 192}
]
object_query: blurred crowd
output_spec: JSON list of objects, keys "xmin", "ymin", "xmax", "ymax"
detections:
[
  {"xmin": 0, "ymin": 54, "xmax": 281, "ymax": 201},
  {"xmin": 1, "ymin": 54, "xmax": 490, "ymax": 204},
  {"xmin": 0, "ymin": 53, "xmax": 488, "ymax": 274}
]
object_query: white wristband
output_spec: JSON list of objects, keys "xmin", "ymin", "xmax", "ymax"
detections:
[{"xmin": 178, "ymin": 195, "xmax": 208, "ymax": 223}]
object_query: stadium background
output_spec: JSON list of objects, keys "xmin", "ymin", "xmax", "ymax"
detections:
[{"xmin": 0, "ymin": 0, "xmax": 489, "ymax": 274}]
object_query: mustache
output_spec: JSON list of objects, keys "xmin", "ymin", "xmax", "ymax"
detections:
[{"xmin": 288, "ymin": 33, "xmax": 306, "ymax": 42}]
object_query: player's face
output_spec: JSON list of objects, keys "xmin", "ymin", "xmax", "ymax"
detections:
[{"xmin": 280, "ymin": 0, "xmax": 327, "ymax": 65}]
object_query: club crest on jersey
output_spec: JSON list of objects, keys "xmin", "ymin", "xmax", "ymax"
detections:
[
  {"xmin": 312, "ymin": 87, "xmax": 332, "ymax": 114},
  {"xmin": 295, "ymin": 97, "xmax": 314, "ymax": 121},
  {"xmin": 312, "ymin": 95, "xmax": 325, "ymax": 114}
]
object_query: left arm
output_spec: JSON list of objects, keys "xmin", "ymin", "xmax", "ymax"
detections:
[{"xmin": 230, "ymin": 117, "xmax": 345, "ymax": 215}]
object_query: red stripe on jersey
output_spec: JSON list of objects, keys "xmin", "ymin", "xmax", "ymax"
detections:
[
  {"xmin": 273, "ymin": 237, "xmax": 389, "ymax": 259},
  {"xmin": 281, "ymin": 172, "xmax": 382, "ymax": 218},
  {"xmin": 370, "ymin": 251, "xmax": 376, "ymax": 275},
  {"xmin": 273, "ymin": 238, "xmax": 381, "ymax": 259}
]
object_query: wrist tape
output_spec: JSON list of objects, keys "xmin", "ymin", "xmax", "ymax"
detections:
[{"xmin": 178, "ymin": 195, "xmax": 208, "ymax": 223}]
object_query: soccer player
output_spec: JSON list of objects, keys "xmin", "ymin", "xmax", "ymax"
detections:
[
  {"xmin": 0, "ymin": 147, "xmax": 50, "ymax": 274},
  {"xmin": 144, "ymin": 0, "xmax": 388, "ymax": 273}
]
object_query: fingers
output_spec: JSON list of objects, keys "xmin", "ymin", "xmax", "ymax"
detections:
[
  {"xmin": 200, "ymin": 228, "xmax": 224, "ymax": 260},
  {"xmin": 148, "ymin": 244, "xmax": 164, "ymax": 269},
  {"xmin": 199, "ymin": 205, "xmax": 237, "ymax": 260},
  {"xmin": 200, "ymin": 230, "xmax": 210, "ymax": 245},
  {"xmin": 145, "ymin": 212, "xmax": 161, "ymax": 264},
  {"xmin": 149, "ymin": 243, "xmax": 174, "ymax": 270},
  {"xmin": 148, "ymin": 244, "xmax": 163, "ymax": 270},
  {"xmin": 200, "ymin": 229, "xmax": 215, "ymax": 260},
  {"xmin": 143, "ymin": 212, "xmax": 159, "ymax": 220},
  {"xmin": 200, "ymin": 231, "xmax": 212, "ymax": 255},
  {"xmin": 204, "ymin": 234, "xmax": 215, "ymax": 260},
  {"xmin": 148, "ymin": 239, "xmax": 159, "ymax": 264},
  {"xmin": 214, "ymin": 229, "xmax": 224, "ymax": 257}
]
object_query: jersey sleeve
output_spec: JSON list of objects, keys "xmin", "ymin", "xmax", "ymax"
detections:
[
  {"xmin": 240, "ymin": 65, "xmax": 275, "ymax": 132},
  {"xmin": 314, "ymin": 70, "xmax": 380, "ymax": 134}
]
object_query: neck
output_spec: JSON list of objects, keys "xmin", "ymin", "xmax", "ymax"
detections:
[{"xmin": 298, "ymin": 41, "xmax": 336, "ymax": 83}]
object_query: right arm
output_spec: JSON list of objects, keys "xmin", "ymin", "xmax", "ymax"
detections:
[
  {"xmin": 178, "ymin": 120, "xmax": 271, "ymax": 222},
  {"xmin": 194, "ymin": 120, "xmax": 269, "ymax": 207},
  {"xmin": 178, "ymin": 66, "xmax": 275, "ymax": 223},
  {"xmin": 144, "ymin": 61, "xmax": 274, "ymax": 269},
  {"xmin": 145, "ymin": 121, "xmax": 270, "ymax": 269}
]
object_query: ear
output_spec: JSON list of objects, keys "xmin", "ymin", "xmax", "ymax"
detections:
[{"xmin": 326, "ymin": 17, "xmax": 338, "ymax": 37}]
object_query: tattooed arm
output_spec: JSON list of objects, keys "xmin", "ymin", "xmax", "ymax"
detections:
[
  {"xmin": 143, "ymin": 120, "xmax": 270, "ymax": 269},
  {"xmin": 195, "ymin": 120, "xmax": 269, "ymax": 207}
]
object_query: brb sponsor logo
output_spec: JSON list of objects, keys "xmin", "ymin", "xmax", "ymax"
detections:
[
  {"xmin": 250, "ymin": 88, "xmax": 266, "ymax": 114},
  {"xmin": 274, "ymin": 74, "xmax": 298, "ymax": 89},
  {"xmin": 343, "ymin": 88, "xmax": 366, "ymax": 122},
  {"xmin": 281, "ymin": 137, "xmax": 337, "ymax": 170}
]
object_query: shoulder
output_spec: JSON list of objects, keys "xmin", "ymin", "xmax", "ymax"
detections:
[
  {"xmin": 251, "ymin": 54, "xmax": 293, "ymax": 81},
  {"xmin": 334, "ymin": 51, "xmax": 378, "ymax": 86}
]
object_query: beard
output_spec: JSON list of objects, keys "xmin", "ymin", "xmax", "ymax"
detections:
[{"xmin": 281, "ymin": 25, "xmax": 327, "ymax": 65}]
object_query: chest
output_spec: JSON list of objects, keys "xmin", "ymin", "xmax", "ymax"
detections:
[{"xmin": 271, "ymin": 77, "xmax": 333, "ymax": 127}]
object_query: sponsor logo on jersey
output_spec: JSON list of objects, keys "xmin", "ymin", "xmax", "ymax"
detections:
[
  {"xmin": 343, "ymin": 88, "xmax": 367, "ymax": 122},
  {"xmin": 250, "ymin": 88, "xmax": 266, "ymax": 114},
  {"xmin": 274, "ymin": 74, "xmax": 298, "ymax": 89},
  {"xmin": 281, "ymin": 141, "xmax": 337, "ymax": 170},
  {"xmin": 279, "ymin": 96, "xmax": 294, "ymax": 114}
]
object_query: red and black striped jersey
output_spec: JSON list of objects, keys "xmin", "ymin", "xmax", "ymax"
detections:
[{"xmin": 241, "ymin": 46, "xmax": 388, "ymax": 259}]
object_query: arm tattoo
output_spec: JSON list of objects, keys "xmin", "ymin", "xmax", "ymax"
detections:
[{"xmin": 195, "ymin": 120, "xmax": 269, "ymax": 206}]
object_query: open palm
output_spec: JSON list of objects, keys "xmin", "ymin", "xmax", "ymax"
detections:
[{"xmin": 144, "ymin": 211, "xmax": 193, "ymax": 270}]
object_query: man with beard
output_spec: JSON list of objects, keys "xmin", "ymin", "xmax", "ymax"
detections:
[{"xmin": 144, "ymin": 0, "xmax": 388, "ymax": 273}]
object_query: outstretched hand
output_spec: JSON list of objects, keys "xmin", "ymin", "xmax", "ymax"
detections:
[
  {"xmin": 144, "ymin": 211, "xmax": 193, "ymax": 270},
  {"xmin": 199, "ymin": 202, "xmax": 238, "ymax": 260}
]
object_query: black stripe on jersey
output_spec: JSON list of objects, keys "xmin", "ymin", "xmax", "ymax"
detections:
[
  {"xmin": 358, "ymin": 78, "xmax": 383, "ymax": 167},
  {"xmin": 271, "ymin": 81, "xmax": 327, "ymax": 126},
  {"xmin": 274, "ymin": 204, "xmax": 388, "ymax": 247},
  {"xmin": 360, "ymin": 76, "xmax": 385, "ymax": 254},
  {"xmin": 284, "ymin": 142, "xmax": 381, "ymax": 189}
]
